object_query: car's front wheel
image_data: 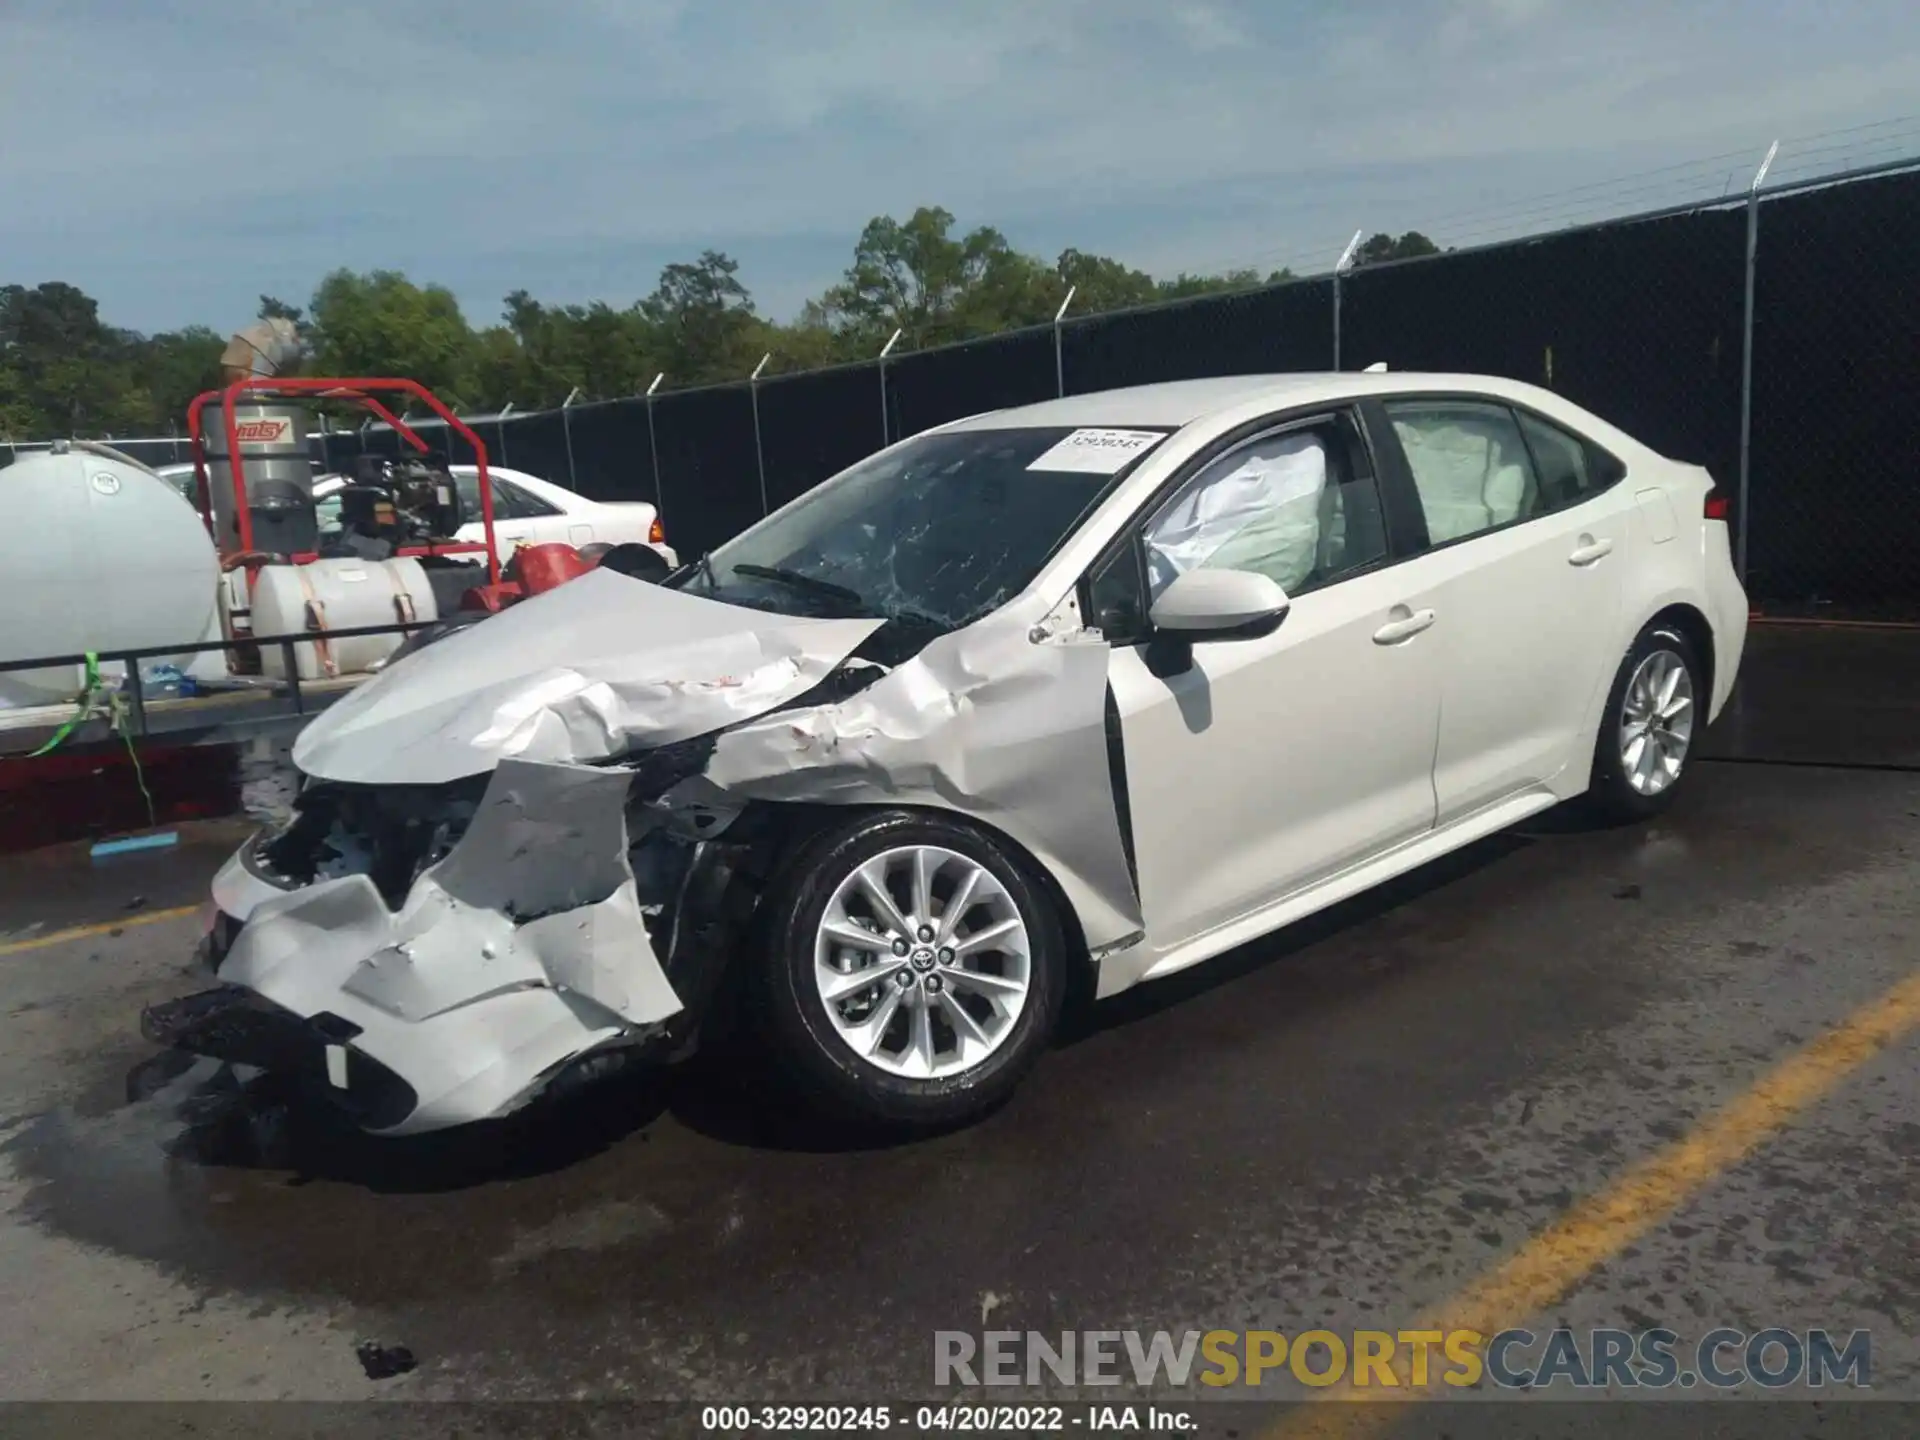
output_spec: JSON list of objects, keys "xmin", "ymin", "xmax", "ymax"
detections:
[
  {"xmin": 1587, "ymin": 621, "xmax": 1704, "ymax": 821},
  {"xmin": 753, "ymin": 811, "xmax": 1067, "ymax": 1129}
]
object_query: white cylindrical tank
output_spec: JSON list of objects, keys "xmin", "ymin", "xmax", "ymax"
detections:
[
  {"xmin": 0, "ymin": 447, "xmax": 221, "ymax": 709},
  {"xmin": 250, "ymin": 557, "xmax": 440, "ymax": 681}
]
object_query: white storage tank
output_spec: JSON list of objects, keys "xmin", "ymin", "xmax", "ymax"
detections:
[
  {"xmin": 250, "ymin": 557, "xmax": 440, "ymax": 680},
  {"xmin": 0, "ymin": 445, "xmax": 222, "ymax": 709}
]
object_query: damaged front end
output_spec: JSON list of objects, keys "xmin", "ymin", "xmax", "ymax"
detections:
[
  {"xmin": 149, "ymin": 744, "xmax": 779, "ymax": 1134},
  {"xmin": 146, "ymin": 569, "xmax": 893, "ymax": 1135},
  {"xmin": 149, "ymin": 565, "xmax": 1145, "ymax": 1135}
]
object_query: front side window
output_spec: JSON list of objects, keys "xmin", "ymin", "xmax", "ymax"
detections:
[
  {"xmin": 1385, "ymin": 401, "xmax": 1539, "ymax": 545},
  {"xmin": 1084, "ymin": 415, "xmax": 1388, "ymax": 644},
  {"xmin": 672, "ymin": 426, "xmax": 1167, "ymax": 629}
]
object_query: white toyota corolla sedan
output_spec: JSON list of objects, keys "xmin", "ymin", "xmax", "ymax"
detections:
[{"xmin": 146, "ymin": 372, "xmax": 1747, "ymax": 1135}]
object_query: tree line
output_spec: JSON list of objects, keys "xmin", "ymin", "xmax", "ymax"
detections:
[{"xmin": 0, "ymin": 208, "xmax": 1436, "ymax": 439}]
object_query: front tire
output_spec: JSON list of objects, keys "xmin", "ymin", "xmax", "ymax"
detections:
[
  {"xmin": 1587, "ymin": 622, "xmax": 1703, "ymax": 822},
  {"xmin": 753, "ymin": 810, "xmax": 1068, "ymax": 1129}
]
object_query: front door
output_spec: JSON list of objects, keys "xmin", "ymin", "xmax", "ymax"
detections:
[{"xmin": 1090, "ymin": 411, "xmax": 1443, "ymax": 953}]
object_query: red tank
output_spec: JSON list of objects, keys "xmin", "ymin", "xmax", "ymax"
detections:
[{"xmin": 511, "ymin": 543, "xmax": 593, "ymax": 595}]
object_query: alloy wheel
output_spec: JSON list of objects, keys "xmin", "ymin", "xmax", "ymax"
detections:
[
  {"xmin": 811, "ymin": 845, "xmax": 1033, "ymax": 1080},
  {"xmin": 1619, "ymin": 647, "xmax": 1696, "ymax": 796}
]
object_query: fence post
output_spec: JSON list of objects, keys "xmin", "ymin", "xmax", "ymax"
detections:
[
  {"xmin": 497, "ymin": 402, "xmax": 515, "ymax": 466},
  {"xmin": 1053, "ymin": 286, "xmax": 1076, "ymax": 397},
  {"xmin": 877, "ymin": 328, "xmax": 903, "ymax": 446},
  {"xmin": 1736, "ymin": 139, "xmax": 1779, "ymax": 584},
  {"xmin": 1332, "ymin": 230, "xmax": 1363, "ymax": 371},
  {"xmin": 749, "ymin": 353, "xmax": 772, "ymax": 516},
  {"xmin": 644, "ymin": 373, "xmax": 666, "ymax": 524},
  {"xmin": 560, "ymin": 387, "xmax": 582, "ymax": 490}
]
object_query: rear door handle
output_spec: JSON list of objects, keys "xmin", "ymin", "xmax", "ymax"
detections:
[
  {"xmin": 1373, "ymin": 608, "xmax": 1436, "ymax": 645},
  {"xmin": 1569, "ymin": 536, "xmax": 1615, "ymax": 566}
]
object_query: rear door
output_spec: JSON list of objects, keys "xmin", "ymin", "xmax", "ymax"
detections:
[
  {"xmin": 1365, "ymin": 397, "xmax": 1632, "ymax": 824},
  {"xmin": 1091, "ymin": 409, "xmax": 1443, "ymax": 951}
]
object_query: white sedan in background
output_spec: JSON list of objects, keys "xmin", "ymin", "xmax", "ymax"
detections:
[
  {"xmin": 314, "ymin": 465, "xmax": 678, "ymax": 569},
  {"xmin": 158, "ymin": 462, "xmax": 677, "ymax": 568}
]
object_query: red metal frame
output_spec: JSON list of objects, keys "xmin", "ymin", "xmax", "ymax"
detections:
[{"xmin": 186, "ymin": 376, "xmax": 500, "ymax": 586}]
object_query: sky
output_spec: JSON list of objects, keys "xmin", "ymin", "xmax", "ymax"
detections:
[{"xmin": 3, "ymin": 0, "xmax": 1917, "ymax": 338}]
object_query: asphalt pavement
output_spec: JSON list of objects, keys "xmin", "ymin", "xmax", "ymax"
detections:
[{"xmin": 1, "ymin": 623, "xmax": 1917, "ymax": 1438}]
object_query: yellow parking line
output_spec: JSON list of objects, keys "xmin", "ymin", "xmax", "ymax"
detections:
[
  {"xmin": 0, "ymin": 903, "xmax": 200, "ymax": 959},
  {"xmin": 1270, "ymin": 964, "xmax": 1920, "ymax": 1438}
]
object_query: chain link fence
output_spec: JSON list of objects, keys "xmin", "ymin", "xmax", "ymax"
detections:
[
  {"xmin": 1746, "ymin": 168, "xmax": 1920, "ymax": 613},
  {"xmin": 6, "ymin": 158, "xmax": 1916, "ymax": 610}
]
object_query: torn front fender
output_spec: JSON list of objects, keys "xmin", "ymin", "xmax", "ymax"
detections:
[
  {"xmin": 208, "ymin": 759, "xmax": 683, "ymax": 1133},
  {"xmin": 702, "ymin": 596, "xmax": 1144, "ymax": 952}
]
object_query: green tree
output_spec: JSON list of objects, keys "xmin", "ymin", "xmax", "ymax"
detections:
[
  {"xmin": 0, "ymin": 281, "xmax": 138, "ymax": 434},
  {"xmin": 816, "ymin": 207, "xmax": 1054, "ymax": 350},
  {"xmin": 305, "ymin": 269, "xmax": 478, "ymax": 400},
  {"xmin": 257, "ymin": 294, "xmax": 304, "ymax": 325},
  {"xmin": 1355, "ymin": 231, "xmax": 1441, "ymax": 266},
  {"xmin": 636, "ymin": 250, "xmax": 763, "ymax": 384},
  {"xmin": 132, "ymin": 326, "xmax": 227, "ymax": 432},
  {"xmin": 1054, "ymin": 248, "xmax": 1160, "ymax": 314}
]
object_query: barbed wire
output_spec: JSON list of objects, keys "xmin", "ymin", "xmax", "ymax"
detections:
[{"xmin": 1187, "ymin": 112, "xmax": 1920, "ymax": 279}]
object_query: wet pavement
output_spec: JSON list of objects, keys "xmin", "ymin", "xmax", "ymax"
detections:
[{"xmin": 1, "ymin": 624, "xmax": 1917, "ymax": 1435}]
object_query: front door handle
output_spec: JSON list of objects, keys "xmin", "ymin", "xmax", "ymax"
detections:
[
  {"xmin": 1569, "ymin": 535, "xmax": 1615, "ymax": 566},
  {"xmin": 1373, "ymin": 607, "xmax": 1437, "ymax": 645}
]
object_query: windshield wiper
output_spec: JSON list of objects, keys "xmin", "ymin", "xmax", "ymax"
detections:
[{"xmin": 729, "ymin": 563, "xmax": 865, "ymax": 606}]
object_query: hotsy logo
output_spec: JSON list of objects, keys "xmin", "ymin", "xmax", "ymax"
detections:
[{"xmin": 235, "ymin": 420, "xmax": 291, "ymax": 443}]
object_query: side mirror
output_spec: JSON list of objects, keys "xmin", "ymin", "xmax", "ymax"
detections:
[{"xmin": 1148, "ymin": 568, "xmax": 1290, "ymax": 639}]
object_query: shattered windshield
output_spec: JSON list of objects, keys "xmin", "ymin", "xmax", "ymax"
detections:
[{"xmin": 670, "ymin": 426, "xmax": 1169, "ymax": 629}]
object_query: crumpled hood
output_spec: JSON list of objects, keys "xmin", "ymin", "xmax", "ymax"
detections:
[{"xmin": 292, "ymin": 567, "xmax": 885, "ymax": 785}]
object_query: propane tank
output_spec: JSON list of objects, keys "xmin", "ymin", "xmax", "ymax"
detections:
[
  {"xmin": 0, "ymin": 445, "xmax": 221, "ymax": 708},
  {"xmin": 198, "ymin": 400, "xmax": 318, "ymax": 556}
]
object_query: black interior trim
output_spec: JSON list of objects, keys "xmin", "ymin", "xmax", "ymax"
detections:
[{"xmin": 1102, "ymin": 683, "xmax": 1139, "ymax": 893}]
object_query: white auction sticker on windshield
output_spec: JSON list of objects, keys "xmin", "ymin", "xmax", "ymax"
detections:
[{"xmin": 1026, "ymin": 428, "xmax": 1165, "ymax": 474}]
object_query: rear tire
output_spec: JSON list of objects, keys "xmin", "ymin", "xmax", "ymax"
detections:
[
  {"xmin": 752, "ymin": 810, "xmax": 1067, "ymax": 1130},
  {"xmin": 1586, "ymin": 622, "xmax": 1703, "ymax": 823}
]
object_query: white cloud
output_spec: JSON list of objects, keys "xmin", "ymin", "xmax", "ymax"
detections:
[{"xmin": 1, "ymin": 0, "xmax": 1915, "ymax": 331}]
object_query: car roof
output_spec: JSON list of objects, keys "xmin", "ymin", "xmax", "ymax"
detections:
[{"xmin": 937, "ymin": 372, "xmax": 1576, "ymax": 432}]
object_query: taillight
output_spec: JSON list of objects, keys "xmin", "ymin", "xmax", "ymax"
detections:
[
  {"xmin": 1704, "ymin": 491, "xmax": 1731, "ymax": 521},
  {"xmin": 648, "ymin": 516, "xmax": 665, "ymax": 544}
]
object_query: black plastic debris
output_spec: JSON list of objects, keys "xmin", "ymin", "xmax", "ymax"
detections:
[
  {"xmin": 125, "ymin": 895, "xmax": 148, "ymax": 912},
  {"xmin": 1613, "ymin": 884, "xmax": 1643, "ymax": 900},
  {"xmin": 355, "ymin": 1341, "xmax": 417, "ymax": 1380}
]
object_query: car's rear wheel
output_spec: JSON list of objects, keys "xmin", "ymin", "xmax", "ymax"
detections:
[
  {"xmin": 753, "ymin": 810, "xmax": 1067, "ymax": 1128},
  {"xmin": 1587, "ymin": 622, "xmax": 1703, "ymax": 822}
]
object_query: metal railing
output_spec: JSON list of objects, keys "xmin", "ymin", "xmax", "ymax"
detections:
[{"xmin": 0, "ymin": 619, "xmax": 433, "ymax": 749}]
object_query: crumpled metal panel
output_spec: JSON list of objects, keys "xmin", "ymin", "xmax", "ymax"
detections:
[
  {"xmin": 216, "ymin": 760, "xmax": 683, "ymax": 1128},
  {"xmin": 293, "ymin": 568, "xmax": 884, "ymax": 785},
  {"xmin": 704, "ymin": 595, "xmax": 1144, "ymax": 950}
]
